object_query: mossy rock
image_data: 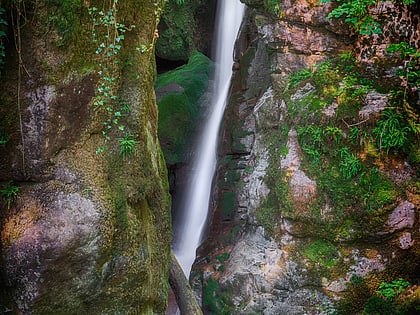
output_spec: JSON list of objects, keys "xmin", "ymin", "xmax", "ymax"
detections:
[
  {"xmin": 156, "ymin": 50, "xmax": 212, "ymax": 164},
  {"xmin": 156, "ymin": 0, "xmax": 203, "ymax": 61}
]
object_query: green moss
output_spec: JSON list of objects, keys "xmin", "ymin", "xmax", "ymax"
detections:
[
  {"xmin": 155, "ymin": 0, "xmax": 198, "ymax": 60},
  {"xmin": 259, "ymin": 54, "xmax": 417, "ymax": 243},
  {"xmin": 45, "ymin": 0, "xmax": 82, "ymax": 46},
  {"xmin": 302, "ymin": 239, "xmax": 338, "ymax": 268},
  {"xmin": 221, "ymin": 191, "xmax": 235, "ymax": 217},
  {"xmin": 156, "ymin": 50, "xmax": 212, "ymax": 164},
  {"xmin": 203, "ymin": 278, "xmax": 235, "ymax": 315}
]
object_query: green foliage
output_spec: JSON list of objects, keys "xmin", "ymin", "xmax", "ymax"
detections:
[
  {"xmin": 322, "ymin": 0, "xmax": 417, "ymax": 35},
  {"xmin": 203, "ymin": 278, "xmax": 219, "ymax": 311},
  {"xmin": 215, "ymin": 253, "xmax": 230, "ymax": 264},
  {"xmin": 339, "ymin": 147, "xmax": 362, "ymax": 179},
  {"xmin": 359, "ymin": 168, "xmax": 397, "ymax": 213},
  {"xmin": 297, "ymin": 125, "xmax": 326, "ymax": 164},
  {"xmin": 302, "ymin": 239, "xmax": 337, "ymax": 267},
  {"xmin": 118, "ymin": 134, "xmax": 136, "ymax": 157},
  {"xmin": 401, "ymin": 0, "xmax": 416, "ymax": 4},
  {"xmin": 267, "ymin": 0, "xmax": 281, "ymax": 16},
  {"xmin": 387, "ymin": 42, "xmax": 420, "ymax": 90},
  {"xmin": 45, "ymin": 0, "xmax": 82, "ymax": 46},
  {"xmin": 363, "ymin": 295, "xmax": 395, "ymax": 315},
  {"xmin": 256, "ymin": 204, "xmax": 280, "ymax": 236},
  {"xmin": 203, "ymin": 278, "xmax": 234, "ymax": 315},
  {"xmin": 1, "ymin": 181, "xmax": 19, "ymax": 209},
  {"xmin": 361, "ymin": 279, "xmax": 413, "ymax": 314},
  {"xmin": 289, "ymin": 68, "xmax": 313, "ymax": 88},
  {"xmin": 339, "ymin": 73, "xmax": 372, "ymax": 101},
  {"xmin": 221, "ymin": 191, "xmax": 235, "ymax": 217},
  {"xmin": 321, "ymin": 0, "xmax": 382, "ymax": 35},
  {"xmin": 325, "ymin": 126, "xmax": 343, "ymax": 144},
  {"xmin": 0, "ymin": 131, "xmax": 8, "ymax": 145},
  {"xmin": 373, "ymin": 109, "xmax": 412, "ymax": 153},
  {"xmin": 88, "ymin": 1, "xmax": 143, "ymax": 155},
  {"xmin": 377, "ymin": 279, "xmax": 410, "ymax": 300}
]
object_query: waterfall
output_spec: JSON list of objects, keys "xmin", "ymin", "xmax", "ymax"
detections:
[{"xmin": 173, "ymin": 0, "xmax": 245, "ymax": 276}]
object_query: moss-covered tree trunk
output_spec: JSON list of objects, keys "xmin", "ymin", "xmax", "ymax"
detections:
[{"xmin": 0, "ymin": 0, "xmax": 171, "ymax": 313}]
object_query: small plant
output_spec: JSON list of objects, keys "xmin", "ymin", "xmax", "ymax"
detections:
[
  {"xmin": 118, "ymin": 133, "xmax": 136, "ymax": 157},
  {"xmin": 0, "ymin": 131, "xmax": 8, "ymax": 145},
  {"xmin": 377, "ymin": 279, "xmax": 410, "ymax": 300},
  {"xmin": 387, "ymin": 42, "xmax": 420, "ymax": 93},
  {"xmin": 297, "ymin": 125, "xmax": 325, "ymax": 164},
  {"xmin": 326, "ymin": 126, "xmax": 342, "ymax": 144},
  {"xmin": 302, "ymin": 144, "xmax": 321, "ymax": 164},
  {"xmin": 339, "ymin": 147, "xmax": 362, "ymax": 179},
  {"xmin": 289, "ymin": 68, "xmax": 313, "ymax": 88},
  {"xmin": 297, "ymin": 125, "xmax": 324, "ymax": 146},
  {"xmin": 373, "ymin": 109, "xmax": 411, "ymax": 153},
  {"xmin": 267, "ymin": 0, "xmax": 280, "ymax": 16},
  {"xmin": 339, "ymin": 51, "xmax": 356, "ymax": 63},
  {"xmin": 215, "ymin": 253, "xmax": 230, "ymax": 264},
  {"xmin": 320, "ymin": 0, "xmax": 382, "ymax": 35},
  {"xmin": 348, "ymin": 126, "xmax": 360, "ymax": 144},
  {"xmin": 1, "ymin": 181, "xmax": 19, "ymax": 209}
]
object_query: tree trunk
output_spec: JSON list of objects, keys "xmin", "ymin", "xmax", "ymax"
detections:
[{"xmin": 169, "ymin": 252, "xmax": 203, "ymax": 315}]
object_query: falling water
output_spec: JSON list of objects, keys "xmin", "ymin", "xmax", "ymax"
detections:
[{"xmin": 173, "ymin": 0, "xmax": 245, "ymax": 276}]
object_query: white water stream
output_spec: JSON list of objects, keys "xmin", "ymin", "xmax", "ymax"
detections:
[{"xmin": 173, "ymin": 0, "xmax": 245, "ymax": 276}]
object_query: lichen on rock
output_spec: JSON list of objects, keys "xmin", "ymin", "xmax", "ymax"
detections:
[{"xmin": 0, "ymin": 0, "xmax": 172, "ymax": 313}]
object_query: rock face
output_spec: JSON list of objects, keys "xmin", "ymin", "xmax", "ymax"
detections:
[
  {"xmin": 156, "ymin": 0, "xmax": 217, "ymax": 61},
  {"xmin": 192, "ymin": 1, "xmax": 420, "ymax": 314},
  {"xmin": 0, "ymin": 1, "xmax": 171, "ymax": 313}
]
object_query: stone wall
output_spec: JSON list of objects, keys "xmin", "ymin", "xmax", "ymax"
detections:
[{"xmin": 192, "ymin": 1, "xmax": 419, "ymax": 314}]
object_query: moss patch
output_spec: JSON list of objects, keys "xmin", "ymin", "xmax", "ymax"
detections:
[
  {"xmin": 256, "ymin": 51, "xmax": 419, "ymax": 246},
  {"xmin": 156, "ymin": 50, "xmax": 212, "ymax": 164}
]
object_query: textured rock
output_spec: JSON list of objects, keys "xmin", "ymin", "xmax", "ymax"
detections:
[
  {"xmin": 399, "ymin": 232, "xmax": 414, "ymax": 250},
  {"xmin": 281, "ymin": 129, "xmax": 317, "ymax": 205},
  {"xmin": 192, "ymin": 1, "xmax": 420, "ymax": 314},
  {"xmin": 358, "ymin": 91, "xmax": 388, "ymax": 121},
  {"xmin": 386, "ymin": 201, "xmax": 416, "ymax": 232},
  {"xmin": 2, "ymin": 189, "xmax": 101, "ymax": 311},
  {"xmin": 290, "ymin": 83, "xmax": 316, "ymax": 101},
  {"xmin": 253, "ymin": 87, "xmax": 280, "ymax": 129},
  {"xmin": 0, "ymin": 1, "xmax": 171, "ymax": 313}
]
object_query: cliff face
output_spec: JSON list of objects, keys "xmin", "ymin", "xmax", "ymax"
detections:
[
  {"xmin": 193, "ymin": 1, "xmax": 420, "ymax": 314},
  {"xmin": 0, "ymin": 1, "xmax": 171, "ymax": 313}
]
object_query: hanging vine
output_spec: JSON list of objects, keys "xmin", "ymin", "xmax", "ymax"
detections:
[
  {"xmin": 88, "ymin": 0, "xmax": 164, "ymax": 156},
  {"xmin": 11, "ymin": 0, "xmax": 30, "ymax": 177}
]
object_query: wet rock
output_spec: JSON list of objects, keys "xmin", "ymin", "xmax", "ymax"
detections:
[
  {"xmin": 399, "ymin": 232, "xmax": 414, "ymax": 249},
  {"xmin": 155, "ymin": 82, "xmax": 185, "ymax": 102},
  {"xmin": 348, "ymin": 249, "xmax": 386, "ymax": 277},
  {"xmin": 281, "ymin": 129, "xmax": 317, "ymax": 204},
  {"xmin": 322, "ymin": 100, "xmax": 338, "ymax": 117},
  {"xmin": 289, "ymin": 169, "xmax": 317, "ymax": 201},
  {"xmin": 386, "ymin": 201, "xmax": 416, "ymax": 232},
  {"xmin": 323, "ymin": 278, "xmax": 347, "ymax": 293},
  {"xmin": 2, "ymin": 188, "xmax": 101, "ymax": 312},
  {"xmin": 358, "ymin": 91, "xmax": 388, "ymax": 121},
  {"xmin": 290, "ymin": 83, "xmax": 316, "ymax": 101},
  {"xmin": 253, "ymin": 87, "xmax": 280, "ymax": 129},
  {"xmin": 281, "ymin": 129, "xmax": 301, "ymax": 171}
]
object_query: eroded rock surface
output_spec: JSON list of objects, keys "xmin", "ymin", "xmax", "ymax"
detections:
[{"xmin": 192, "ymin": 1, "xmax": 419, "ymax": 314}]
